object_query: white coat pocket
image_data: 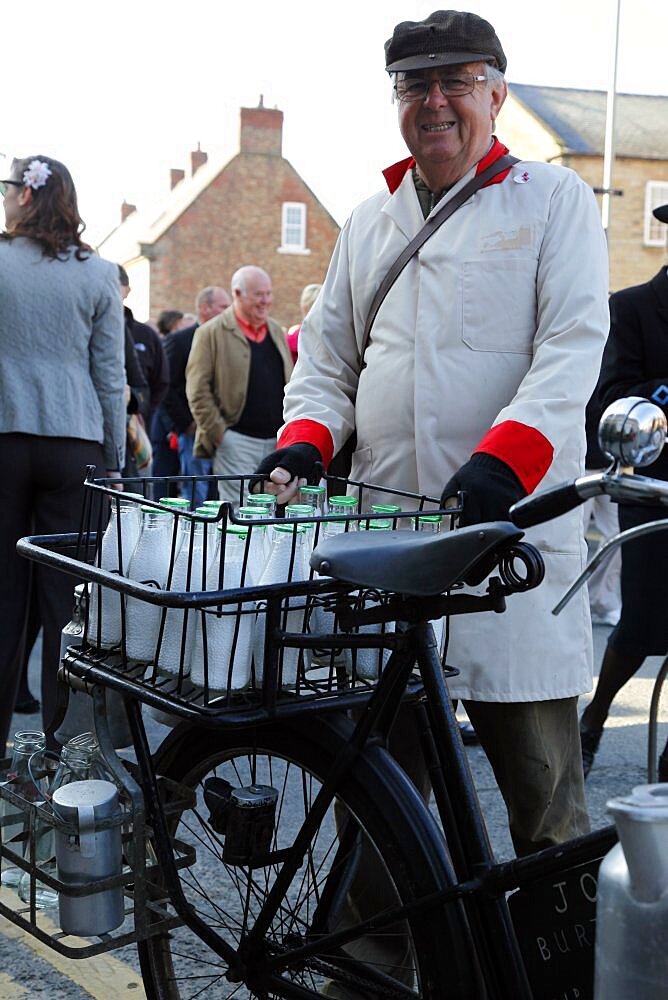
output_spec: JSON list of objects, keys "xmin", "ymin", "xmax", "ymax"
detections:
[{"xmin": 461, "ymin": 259, "xmax": 537, "ymax": 354}]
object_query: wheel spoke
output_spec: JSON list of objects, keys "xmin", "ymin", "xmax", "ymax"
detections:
[{"xmin": 138, "ymin": 731, "xmax": 436, "ymax": 999}]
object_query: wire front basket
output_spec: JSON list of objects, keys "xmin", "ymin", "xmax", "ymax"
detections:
[{"xmin": 19, "ymin": 469, "xmax": 459, "ymax": 724}]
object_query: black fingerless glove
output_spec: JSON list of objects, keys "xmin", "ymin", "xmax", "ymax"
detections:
[
  {"xmin": 250, "ymin": 442, "xmax": 322, "ymax": 493},
  {"xmin": 441, "ymin": 453, "xmax": 526, "ymax": 527}
]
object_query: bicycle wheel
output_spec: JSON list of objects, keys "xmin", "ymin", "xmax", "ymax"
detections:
[{"xmin": 138, "ymin": 714, "xmax": 478, "ymax": 999}]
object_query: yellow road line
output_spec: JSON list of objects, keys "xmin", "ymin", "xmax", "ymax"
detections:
[{"xmin": 0, "ymin": 889, "xmax": 145, "ymax": 999}]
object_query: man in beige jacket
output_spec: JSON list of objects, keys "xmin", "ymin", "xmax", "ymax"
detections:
[{"xmin": 186, "ymin": 265, "xmax": 293, "ymax": 505}]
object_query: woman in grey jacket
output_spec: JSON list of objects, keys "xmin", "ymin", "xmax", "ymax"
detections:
[{"xmin": 0, "ymin": 155, "xmax": 126, "ymax": 753}]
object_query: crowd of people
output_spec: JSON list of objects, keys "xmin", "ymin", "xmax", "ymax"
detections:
[
  {"xmin": 2, "ymin": 11, "xmax": 668, "ymax": 921},
  {"xmin": 0, "ymin": 153, "xmax": 323, "ymax": 752}
]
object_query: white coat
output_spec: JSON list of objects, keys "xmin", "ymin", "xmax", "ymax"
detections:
[{"xmin": 283, "ymin": 151, "xmax": 609, "ymax": 701}]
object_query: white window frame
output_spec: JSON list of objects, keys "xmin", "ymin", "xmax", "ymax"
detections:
[
  {"xmin": 644, "ymin": 181, "xmax": 668, "ymax": 247},
  {"xmin": 278, "ymin": 202, "xmax": 310, "ymax": 255}
]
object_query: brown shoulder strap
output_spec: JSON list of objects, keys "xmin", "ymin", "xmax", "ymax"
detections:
[{"xmin": 358, "ymin": 153, "xmax": 519, "ymax": 368}]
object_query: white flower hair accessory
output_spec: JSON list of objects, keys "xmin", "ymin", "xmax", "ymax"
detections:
[{"xmin": 22, "ymin": 159, "xmax": 52, "ymax": 190}]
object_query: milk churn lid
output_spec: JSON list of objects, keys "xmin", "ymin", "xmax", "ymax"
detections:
[{"xmin": 607, "ymin": 783, "xmax": 668, "ymax": 824}]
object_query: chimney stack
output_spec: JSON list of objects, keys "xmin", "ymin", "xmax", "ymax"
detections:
[
  {"xmin": 191, "ymin": 143, "xmax": 208, "ymax": 175},
  {"xmin": 239, "ymin": 100, "xmax": 283, "ymax": 156},
  {"xmin": 170, "ymin": 168, "xmax": 185, "ymax": 189},
  {"xmin": 121, "ymin": 200, "xmax": 136, "ymax": 222}
]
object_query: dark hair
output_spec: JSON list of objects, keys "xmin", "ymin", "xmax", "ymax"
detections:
[
  {"xmin": 117, "ymin": 264, "xmax": 129, "ymax": 286},
  {"xmin": 157, "ymin": 309, "xmax": 184, "ymax": 334},
  {"xmin": 0, "ymin": 155, "xmax": 93, "ymax": 260}
]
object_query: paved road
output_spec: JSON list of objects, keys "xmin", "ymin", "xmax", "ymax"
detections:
[{"xmin": 1, "ymin": 624, "xmax": 666, "ymax": 997}]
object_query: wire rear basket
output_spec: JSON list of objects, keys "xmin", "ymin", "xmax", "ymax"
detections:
[
  {"xmin": 0, "ymin": 754, "xmax": 194, "ymax": 958},
  {"xmin": 18, "ymin": 469, "xmax": 458, "ymax": 724}
]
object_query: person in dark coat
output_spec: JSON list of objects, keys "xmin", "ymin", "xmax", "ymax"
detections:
[
  {"xmin": 162, "ymin": 286, "xmax": 230, "ymax": 506},
  {"xmin": 580, "ymin": 203, "xmax": 668, "ymax": 778},
  {"xmin": 118, "ymin": 266, "xmax": 169, "ymax": 427}
]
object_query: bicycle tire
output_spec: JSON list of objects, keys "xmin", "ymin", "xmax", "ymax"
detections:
[{"xmin": 137, "ymin": 714, "xmax": 478, "ymax": 999}]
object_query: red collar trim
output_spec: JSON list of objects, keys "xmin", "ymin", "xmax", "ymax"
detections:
[
  {"xmin": 382, "ymin": 137, "xmax": 512, "ymax": 194},
  {"xmin": 474, "ymin": 137, "xmax": 511, "ymax": 185},
  {"xmin": 383, "ymin": 156, "xmax": 416, "ymax": 194},
  {"xmin": 235, "ymin": 310, "xmax": 268, "ymax": 342}
]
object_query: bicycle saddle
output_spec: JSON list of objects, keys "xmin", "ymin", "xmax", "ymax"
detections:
[{"xmin": 310, "ymin": 522, "xmax": 524, "ymax": 597}]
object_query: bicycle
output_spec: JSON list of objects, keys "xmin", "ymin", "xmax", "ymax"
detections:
[{"xmin": 5, "ymin": 399, "xmax": 664, "ymax": 1000}]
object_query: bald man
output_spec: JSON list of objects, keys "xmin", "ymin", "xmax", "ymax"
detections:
[{"xmin": 186, "ymin": 266, "xmax": 293, "ymax": 505}]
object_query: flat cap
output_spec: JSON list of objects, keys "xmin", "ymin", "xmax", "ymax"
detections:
[
  {"xmin": 653, "ymin": 204, "xmax": 668, "ymax": 224},
  {"xmin": 385, "ymin": 9, "xmax": 506, "ymax": 74}
]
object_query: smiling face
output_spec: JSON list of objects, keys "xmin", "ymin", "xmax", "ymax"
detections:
[
  {"xmin": 396, "ymin": 63, "xmax": 507, "ymax": 191},
  {"xmin": 234, "ymin": 268, "xmax": 273, "ymax": 329}
]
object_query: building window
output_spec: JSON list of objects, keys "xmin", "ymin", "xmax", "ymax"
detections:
[
  {"xmin": 278, "ymin": 202, "xmax": 309, "ymax": 254},
  {"xmin": 644, "ymin": 181, "xmax": 668, "ymax": 247}
]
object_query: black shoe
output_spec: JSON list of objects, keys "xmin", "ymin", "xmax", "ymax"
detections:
[
  {"xmin": 658, "ymin": 751, "xmax": 668, "ymax": 783},
  {"xmin": 459, "ymin": 721, "xmax": 479, "ymax": 746},
  {"xmin": 14, "ymin": 695, "xmax": 40, "ymax": 715},
  {"xmin": 580, "ymin": 726, "xmax": 603, "ymax": 778}
]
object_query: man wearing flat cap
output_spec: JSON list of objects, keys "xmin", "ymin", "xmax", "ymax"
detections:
[{"xmin": 256, "ymin": 5, "xmax": 609, "ymax": 968}]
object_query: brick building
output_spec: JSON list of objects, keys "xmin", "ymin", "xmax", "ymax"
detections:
[
  {"xmin": 498, "ymin": 85, "xmax": 668, "ymax": 291},
  {"xmin": 98, "ymin": 102, "xmax": 340, "ymax": 328}
]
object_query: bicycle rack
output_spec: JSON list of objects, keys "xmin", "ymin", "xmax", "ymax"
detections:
[{"xmin": 0, "ymin": 755, "xmax": 195, "ymax": 959}]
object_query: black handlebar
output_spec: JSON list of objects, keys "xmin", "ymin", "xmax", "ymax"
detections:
[{"xmin": 509, "ymin": 482, "xmax": 586, "ymax": 528}]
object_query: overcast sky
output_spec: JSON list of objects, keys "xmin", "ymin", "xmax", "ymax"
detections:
[{"xmin": 1, "ymin": 0, "xmax": 666, "ymax": 244}]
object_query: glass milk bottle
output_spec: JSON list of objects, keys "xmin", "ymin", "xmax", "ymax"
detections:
[
  {"xmin": 285, "ymin": 504, "xmax": 315, "ymax": 520},
  {"xmin": 346, "ymin": 519, "xmax": 396, "ymax": 681},
  {"xmin": 201, "ymin": 500, "xmax": 224, "ymax": 512},
  {"xmin": 298, "ymin": 485, "xmax": 326, "ymax": 514},
  {"xmin": 326, "ymin": 495, "xmax": 358, "ymax": 536},
  {"xmin": 246, "ymin": 493, "xmax": 277, "ymax": 517},
  {"xmin": 370, "ymin": 502, "xmax": 402, "ymax": 527},
  {"xmin": 201, "ymin": 500, "xmax": 224, "ymax": 551},
  {"xmin": 309, "ymin": 497, "xmax": 359, "ymax": 640},
  {"xmin": 158, "ymin": 496, "xmax": 190, "ymax": 508},
  {"xmin": 156, "ymin": 515, "xmax": 206, "ymax": 677},
  {"xmin": 236, "ymin": 507, "xmax": 270, "ymax": 580},
  {"xmin": 246, "ymin": 495, "xmax": 276, "ymax": 552},
  {"xmin": 191, "ymin": 525, "xmax": 255, "ymax": 694},
  {"xmin": 1, "ymin": 731, "xmax": 47, "ymax": 888},
  {"xmin": 87, "ymin": 493, "xmax": 142, "ymax": 649},
  {"xmin": 18, "ymin": 733, "xmax": 107, "ymax": 909},
  {"xmin": 254, "ymin": 523, "xmax": 311, "ymax": 689},
  {"xmin": 285, "ymin": 505, "xmax": 317, "ymax": 575},
  {"xmin": 124, "ymin": 506, "xmax": 175, "ymax": 661}
]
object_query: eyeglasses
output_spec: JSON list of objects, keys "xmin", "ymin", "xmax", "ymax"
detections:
[
  {"xmin": 394, "ymin": 71, "xmax": 487, "ymax": 103},
  {"xmin": 0, "ymin": 180, "xmax": 22, "ymax": 196}
]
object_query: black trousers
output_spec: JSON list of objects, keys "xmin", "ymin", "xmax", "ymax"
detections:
[{"xmin": 0, "ymin": 433, "xmax": 104, "ymax": 754}]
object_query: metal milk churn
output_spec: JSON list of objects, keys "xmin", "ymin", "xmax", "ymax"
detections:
[
  {"xmin": 594, "ymin": 783, "xmax": 668, "ymax": 998},
  {"xmin": 52, "ymin": 779, "xmax": 124, "ymax": 936}
]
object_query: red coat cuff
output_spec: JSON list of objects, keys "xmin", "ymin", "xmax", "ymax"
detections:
[
  {"xmin": 278, "ymin": 420, "xmax": 335, "ymax": 468},
  {"xmin": 473, "ymin": 420, "xmax": 553, "ymax": 493}
]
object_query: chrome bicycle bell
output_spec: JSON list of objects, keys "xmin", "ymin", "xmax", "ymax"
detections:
[{"xmin": 598, "ymin": 396, "xmax": 667, "ymax": 467}]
